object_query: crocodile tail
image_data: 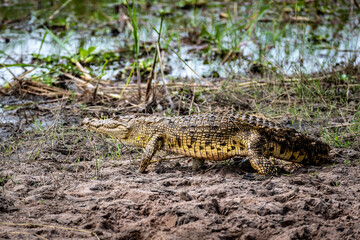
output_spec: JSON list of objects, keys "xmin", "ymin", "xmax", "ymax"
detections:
[
  {"xmin": 239, "ymin": 114, "xmax": 330, "ymax": 164},
  {"xmin": 310, "ymin": 138, "xmax": 331, "ymax": 164}
]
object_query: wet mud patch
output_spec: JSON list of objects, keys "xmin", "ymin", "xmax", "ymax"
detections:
[{"xmin": 1, "ymin": 122, "xmax": 360, "ymax": 239}]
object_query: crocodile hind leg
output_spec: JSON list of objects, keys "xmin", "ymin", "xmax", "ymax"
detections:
[
  {"xmin": 192, "ymin": 158, "xmax": 205, "ymax": 171},
  {"xmin": 138, "ymin": 134, "xmax": 164, "ymax": 173},
  {"xmin": 247, "ymin": 135, "xmax": 276, "ymax": 176}
]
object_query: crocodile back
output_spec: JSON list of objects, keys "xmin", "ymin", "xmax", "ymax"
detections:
[
  {"xmin": 86, "ymin": 113, "xmax": 330, "ymax": 165},
  {"xmin": 159, "ymin": 114, "xmax": 249, "ymax": 160}
]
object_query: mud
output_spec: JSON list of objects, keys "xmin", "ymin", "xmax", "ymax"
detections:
[{"xmin": 1, "ymin": 103, "xmax": 360, "ymax": 240}]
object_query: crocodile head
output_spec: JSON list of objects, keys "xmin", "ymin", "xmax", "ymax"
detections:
[{"xmin": 82, "ymin": 118, "xmax": 131, "ymax": 139}]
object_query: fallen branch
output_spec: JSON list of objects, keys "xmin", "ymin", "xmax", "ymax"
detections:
[{"xmin": 0, "ymin": 222, "xmax": 99, "ymax": 240}]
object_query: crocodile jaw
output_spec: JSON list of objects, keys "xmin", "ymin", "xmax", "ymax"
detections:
[{"xmin": 82, "ymin": 118, "xmax": 130, "ymax": 139}]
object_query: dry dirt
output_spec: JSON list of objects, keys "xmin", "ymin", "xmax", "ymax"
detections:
[{"xmin": 1, "ymin": 100, "xmax": 360, "ymax": 240}]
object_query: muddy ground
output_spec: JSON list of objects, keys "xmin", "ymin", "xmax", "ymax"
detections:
[{"xmin": 1, "ymin": 96, "xmax": 360, "ymax": 240}]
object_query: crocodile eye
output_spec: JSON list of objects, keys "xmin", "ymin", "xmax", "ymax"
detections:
[
  {"xmin": 106, "ymin": 123, "xmax": 118, "ymax": 128},
  {"xmin": 102, "ymin": 120, "xmax": 121, "ymax": 129}
]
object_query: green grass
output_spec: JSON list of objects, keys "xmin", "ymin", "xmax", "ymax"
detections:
[{"xmin": 1, "ymin": 0, "xmax": 359, "ymax": 158}]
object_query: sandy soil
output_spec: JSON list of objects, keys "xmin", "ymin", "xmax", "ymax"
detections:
[{"xmin": 1, "ymin": 103, "xmax": 360, "ymax": 240}]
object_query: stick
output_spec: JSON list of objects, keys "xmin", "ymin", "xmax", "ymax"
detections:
[{"xmin": 157, "ymin": 43, "xmax": 175, "ymax": 109}]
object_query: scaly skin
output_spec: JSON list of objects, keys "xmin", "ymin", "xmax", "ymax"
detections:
[{"xmin": 82, "ymin": 114, "xmax": 330, "ymax": 175}]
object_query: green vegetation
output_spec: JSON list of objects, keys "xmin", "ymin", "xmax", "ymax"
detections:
[{"xmin": 0, "ymin": 0, "xmax": 359, "ymax": 176}]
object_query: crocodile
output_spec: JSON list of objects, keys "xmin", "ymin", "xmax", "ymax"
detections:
[{"xmin": 82, "ymin": 114, "xmax": 330, "ymax": 176}]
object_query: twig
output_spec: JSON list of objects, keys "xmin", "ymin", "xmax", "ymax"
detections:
[
  {"xmin": 46, "ymin": 0, "xmax": 72, "ymax": 22},
  {"xmin": 18, "ymin": 68, "xmax": 37, "ymax": 79},
  {"xmin": 1, "ymin": 63, "xmax": 18, "ymax": 80},
  {"xmin": 221, "ymin": 50, "xmax": 233, "ymax": 65},
  {"xmin": 0, "ymin": 222, "xmax": 99, "ymax": 240},
  {"xmin": 93, "ymin": 77, "xmax": 101, "ymax": 100},
  {"xmin": 149, "ymin": 22, "xmax": 215, "ymax": 87},
  {"xmin": 157, "ymin": 43, "xmax": 174, "ymax": 109},
  {"xmin": 136, "ymin": 62, "xmax": 142, "ymax": 100},
  {"xmin": 177, "ymin": 84, "xmax": 185, "ymax": 116},
  {"xmin": 74, "ymin": 61, "xmax": 92, "ymax": 81},
  {"xmin": 16, "ymin": 79, "xmax": 70, "ymax": 98},
  {"xmin": 0, "ymin": 52, "xmax": 26, "ymax": 71},
  {"xmin": 119, "ymin": 66, "xmax": 135, "ymax": 100},
  {"xmin": 145, "ymin": 49, "xmax": 157, "ymax": 102},
  {"xmin": 2, "ymin": 231, "xmax": 48, "ymax": 240},
  {"xmin": 354, "ymin": 0, "xmax": 360, "ymax": 10},
  {"xmin": 204, "ymin": 164, "xmax": 217, "ymax": 173},
  {"xmin": 63, "ymin": 72, "xmax": 95, "ymax": 89},
  {"xmin": 188, "ymin": 86, "xmax": 196, "ymax": 115},
  {"xmin": 145, "ymin": 13, "xmax": 164, "ymax": 102},
  {"xmin": 166, "ymin": 43, "xmax": 215, "ymax": 86},
  {"xmin": 93, "ymin": 60, "xmax": 108, "ymax": 100},
  {"xmin": 324, "ymin": 122, "xmax": 359, "ymax": 129},
  {"xmin": 105, "ymin": 82, "xmax": 215, "ymax": 89}
]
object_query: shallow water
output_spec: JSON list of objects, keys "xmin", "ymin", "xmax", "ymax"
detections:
[{"xmin": 0, "ymin": 0, "xmax": 359, "ymax": 86}]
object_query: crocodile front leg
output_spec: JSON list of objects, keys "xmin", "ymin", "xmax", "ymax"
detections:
[
  {"xmin": 138, "ymin": 134, "xmax": 164, "ymax": 173},
  {"xmin": 248, "ymin": 134, "xmax": 276, "ymax": 176}
]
